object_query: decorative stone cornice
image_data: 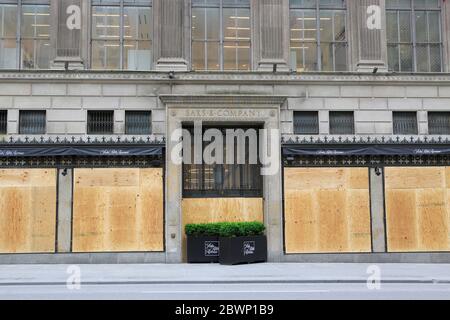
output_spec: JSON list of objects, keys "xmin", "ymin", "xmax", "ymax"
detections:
[
  {"xmin": 282, "ymin": 135, "xmax": 450, "ymax": 145},
  {"xmin": 3, "ymin": 70, "xmax": 450, "ymax": 85},
  {"xmin": 159, "ymin": 94, "xmax": 287, "ymax": 105}
]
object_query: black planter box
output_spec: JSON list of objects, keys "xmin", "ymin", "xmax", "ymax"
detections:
[
  {"xmin": 219, "ymin": 235, "xmax": 267, "ymax": 265},
  {"xmin": 186, "ymin": 236, "xmax": 220, "ymax": 263}
]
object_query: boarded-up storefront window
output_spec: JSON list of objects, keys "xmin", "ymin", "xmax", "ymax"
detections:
[
  {"xmin": 385, "ymin": 167, "xmax": 450, "ymax": 252},
  {"xmin": 72, "ymin": 168, "xmax": 164, "ymax": 253},
  {"xmin": 0, "ymin": 169, "xmax": 57, "ymax": 254},
  {"xmin": 284, "ymin": 168, "xmax": 372, "ymax": 254}
]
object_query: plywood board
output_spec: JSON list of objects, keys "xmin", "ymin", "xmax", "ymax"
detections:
[
  {"xmin": 385, "ymin": 167, "xmax": 450, "ymax": 252},
  {"xmin": 72, "ymin": 168, "xmax": 164, "ymax": 253},
  {"xmin": 284, "ymin": 168, "xmax": 372, "ymax": 254},
  {"xmin": 0, "ymin": 169, "xmax": 57, "ymax": 253}
]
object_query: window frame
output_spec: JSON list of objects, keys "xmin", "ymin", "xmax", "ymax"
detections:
[
  {"xmin": 293, "ymin": 111, "xmax": 320, "ymax": 135},
  {"xmin": 125, "ymin": 110, "xmax": 152, "ymax": 135},
  {"xmin": 289, "ymin": 0, "xmax": 348, "ymax": 72},
  {"xmin": 182, "ymin": 125, "xmax": 263, "ymax": 198},
  {"xmin": 428, "ymin": 111, "xmax": 450, "ymax": 135},
  {"xmin": 393, "ymin": 111, "xmax": 418, "ymax": 135},
  {"xmin": 386, "ymin": 0, "xmax": 443, "ymax": 72},
  {"xmin": 0, "ymin": 110, "xmax": 7, "ymax": 134},
  {"xmin": 0, "ymin": 0, "xmax": 51, "ymax": 70},
  {"xmin": 19, "ymin": 110, "xmax": 46, "ymax": 135},
  {"xmin": 329, "ymin": 111, "xmax": 354, "ymax": 135},
  {"xmin": 87, "ymin": 110, "xmax": 115, "ymax": 135},
  {"xmin": 191, "ymin": 0, "xmax": 252, "ymax": 71},
  {"xmin": 91, "ymin": 0, "xmax": 153, "ymax": 70}
]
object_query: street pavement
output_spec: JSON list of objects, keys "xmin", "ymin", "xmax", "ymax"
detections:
[{"xmin": 0, "ymin": 263, "xmax": 449, "ymax": 300}]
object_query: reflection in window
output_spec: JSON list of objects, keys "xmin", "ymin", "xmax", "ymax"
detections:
[
  {"xmin": 21, "ymin": 4, "xmax": 51, "ymax": 69},
  {"xmin": 0, "ymin": 4, "xmax": 18, "ymax": 69},
  {"xmin": 386, "ymin": 0, "xmax": 442, "ymax": 72},
  {"xmin": 192, "ymin": 0, "xmax": 251, "ymax": 71},
  {"xmin": 92, "ymin": 0, "xmax": 152, "ymax": 70},
  {"xmin": 290, "ymin": 0, "xmax": 347, "ymax": 72}
]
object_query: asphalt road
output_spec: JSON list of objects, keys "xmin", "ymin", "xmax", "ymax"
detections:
[{"xmin": 1, "ymin": 282, "xmax": 450, "ymax": 300}]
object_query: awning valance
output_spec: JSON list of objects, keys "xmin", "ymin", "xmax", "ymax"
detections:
[
  {"xmin": 283, "ymin": 145, "xmax": 450, "ymax": 156},
  {"xmin": 0, "ymin": 145, "xmax": 163, "ymax": 157}
]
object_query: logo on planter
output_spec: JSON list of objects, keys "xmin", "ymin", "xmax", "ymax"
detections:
[
  {"xmin": 204, "ymin": 241, "xmax": 220, "ymax": 257},
  {"xmin": 243, "ymin": 241, "xmax": 256, "ymax": 256}
]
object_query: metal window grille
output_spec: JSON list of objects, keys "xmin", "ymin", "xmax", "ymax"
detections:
[
  {"xmin": 428, "ymin": 112, "xmax": 450, "ymax": 135},
  {"xmin": 294, "ymin": 111, "xmax": 319, "ymax": 134},
  {"xmin": 19, "ymin": 110, "xmax": 46, "ymax": 135},
  {"xmin": 183, "ymin": 126, "xmax": 263, "ymax": 198},
  {"xmin": 87, "ymin": 111, "xmax": 114, "ymax": 135},
  {"xmin": 0, "ymin": 110, "xmax": 7, "ymax": 134},
  {"xmin": 329, "ymin": 111, "xmax": 354, "ymax": 135},
  {"xmin": 125, "ymin": 111, "xmax": 152, "ymax": 135},
  {"xmin": 393, "ymin": 112, "xmax": 418, "ymax": 135}
]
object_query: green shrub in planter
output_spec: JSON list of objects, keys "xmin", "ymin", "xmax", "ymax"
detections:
[
  {"xmin": 217, "ymin": 222, "xmax": 265, "ymax": 237},
  {"xmin": 185, "ymin": 223, "xmax": 221, "ymax": 237},
  {"xmin": 217, "ymin": 222, "xmax": 267, "ymax": 265}
]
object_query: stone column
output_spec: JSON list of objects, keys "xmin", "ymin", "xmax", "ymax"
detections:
[
  {"xmin": 369, "ymin": 167, "xmax": 387, "ymax": 253},
  {"xmin": 349, "ymin": 0, "xmax": 388, "ymax": 72},
  {"xmin": 442, "ymin": 0, "xmax": 450, "ymax": 72},
  {"xmin": 153, "ymin": 0, "xmax": 189, "ymax": 72},
  {"xmin": 50, "ymin": 0, "xmax": 87, "ymax": 69},
  {"xmin": 57, "ymin": 168, "xmax": 73, "ymax": 253},
  {"xmin": 252, "ymin": 0, "xmax": 290, "ymax": 72}
]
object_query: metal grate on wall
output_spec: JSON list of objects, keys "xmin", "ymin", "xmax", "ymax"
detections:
[
  {"xmin": 19, "ymin": 111, "xmax": 46, "ymax": 135},
  {"xmin": 329, "ymin": 111, "xmax": 354, "ymax": 135},
  {"xmin": 428, "ymin": 112, "xmax": 450, "ymax": 135},
  {"xmin": 87, "ymin": 111, "xmax": 114, "ymax": 135},
  {"xmin": 393, "ymin": 112, "xmax": 418, "ymax": 135},
  {"xmin": 293, "ymin": 111, "xmax": 319, "ymax": 135},
  {"xmin": 0, "ymin": 110, "xmax": 6, "ymax": 134},
  {"xmin": 125, "ymin": 111, "xmax": 152, "ymax": 135}
]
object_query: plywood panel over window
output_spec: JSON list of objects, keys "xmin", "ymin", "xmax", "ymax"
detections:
[
  {"xmin": 385, "ymin": 167, "xmax": 450, "ymax": 252},
  {"xmin": 72, "ymin": 168, "xmax": 164, "ymax": 253},
  {"xmin": 182, "ymin": 197, "xmax": 264, "ymax": 260},
  {"xmin": 284, "ymin": 168, "xmax": 372, "ymax": 254},
  {"xmin": 0, "ymin": 169, "xmax": 57, "ymax": 254}
]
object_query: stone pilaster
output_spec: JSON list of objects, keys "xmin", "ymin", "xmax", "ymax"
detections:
[
  {"xmin": 369, "ymin": 167, "xmax": 387, "ymax": 253},
  {"xmin": 57, "ymin": 168, "xmax": 73, "ymax": 253},
  {"xmin": 50, "ymin": 0, "xmax": 87, "ymax": 70},
  {"xmin": 153, "ymin": 0, "xmax": 189, "ymax": 72},
  {"xmin": 252, "ymin": 0, "xmax": 290, "ymax": 72},
  {"xmin": 349, "ymin": 0, "xmax": 388, "ymax": 72}
]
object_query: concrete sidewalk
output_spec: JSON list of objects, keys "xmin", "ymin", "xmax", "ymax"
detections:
[{"xmin": 0, "ymin": 263, "xmax": 450, "ymax": 286}]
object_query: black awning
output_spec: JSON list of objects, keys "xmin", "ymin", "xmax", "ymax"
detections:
[
  {"xmin": 0, "ymin": 145, "xmax": 163, "ymax": 157},
  {"xmin": 283, "ymin": 145, "xmax": 450, "ymax": 156}
]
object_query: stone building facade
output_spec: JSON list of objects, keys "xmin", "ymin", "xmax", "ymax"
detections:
[{"xmin": 0, "ymin": 0, "xmax": 450, "ymax": 264}]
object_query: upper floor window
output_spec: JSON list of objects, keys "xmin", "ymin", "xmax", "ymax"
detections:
[
  {"xmin": 0, "ymin": 1, "xmax": 51, "ymax": 70},
  {"xmin": 192, "ymin": 0, "xmax": 251, "ymax": 71},
  {"xmin": 290, "ymin": 0, "xmax": 347, "ymax": 72},
  {"xmin": 393, "ymin": 111, "xmax": 418, "ymax": 135},
  {"xmin": 87, "ymin": 110, "xmax": 114, "ymax": 134},
  {"xmin": 428, "ymin": 112, "xmax": 450, "ymax": 135},
  {"xmin": 125, "ymin": 111, "xmax": 152, "ymax": 135},
  {"xmin": 329, "ymin": 111, "xmax": 354, "ymax": 135},
  {"xmin": 294, "ymin": 111, "xmax": 319, "ymax": 135},
  {"xmin": 386, "ymin": 0, "xmax": 442, "ymax": 72},
  {"xmin": 19, "ymin": 110, "xmax": 46, "ymax": 135},
  {"xmin": 91, "ymin": 0, "xmax": 152, "ymax": 70},
  {"xmin": 0, "ymin": 110, "xmax": 7, "ymax": 134}
]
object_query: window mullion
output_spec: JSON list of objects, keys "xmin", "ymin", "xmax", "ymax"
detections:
[
  {"xmin": 120, "ymin": 1, "xmax": 124, "ymax": 70},
  {"xmin": 316, "ymin": 1, "xmax": 321, "ymax": 71},
  {"xmin": 220, "ymin": 1, "xmax": 223, "ymax": 70},
  {"xmin": 411, "ymin": 2, "xmax": 417, "ymax": 72}
]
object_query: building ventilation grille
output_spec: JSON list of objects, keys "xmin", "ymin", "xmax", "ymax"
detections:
[
  {"xmin": 19, "ymin": 111, "xmax": 46, "ymax": 135},
  {"xmin": 0, "ymin": 111, "xmax": 6, "ymax": 134},
  {"xmin": 330, "ymin": 111, "xmax": 354, "ymax": 135},
  {"xmin": 393, "ymin": 112, "xmax": 418, "ymax": 135},
  {"xmin": 428, "ymin": 112, "xmax": 450, "ymax": 135},
  {"xmin": 125, "ymin": 111, "xmax": 152, "ymax": 135},
  {"xmin": 294, "ymin": 111, "xmax": 319, "ymax": 135}
]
